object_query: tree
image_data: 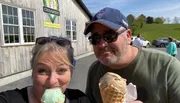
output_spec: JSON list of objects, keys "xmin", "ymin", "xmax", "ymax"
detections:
[
  {"xmin": 165, "ymin": 17, "xmax": 171, "ymax": 24},
  {"xmin": 127, "ymin": 14, "xmax": 135, "ymax": 35},
  {"xmin": 161, "ymin": 17, "xmax": 166, "ymax": 24},
  {"xmin": 173, "ymin": 17, "xmax": 180, "ymax": 24},
  {"xmin": 127, "ymin": 14, "xmax": 135, "ymax": 26},
  {"xmin": 154, "ymin": 17, "xmax": 164, "ymax": 24},
  {"xmin": 131, "ymin": 19, "xmax": 141, "ymax": 35},
  {"xmin": 127, "ymin": 14, "xmax": 145, "ymax": 35},
  {"xmin": 146, "ymin": 16, "xmax": 154, "ymax": 24},
  {"xmin": 137, "ymin": 14, "xmax": 146, "ymax": 28},
  {"xmin": 139, "ymin": 14, "xmax": 146, "ymax": 21}
]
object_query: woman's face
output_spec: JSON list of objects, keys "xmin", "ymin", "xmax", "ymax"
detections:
[{"xmin": 32, "ymin": 50, "xmax": 71, "ymax": 97}]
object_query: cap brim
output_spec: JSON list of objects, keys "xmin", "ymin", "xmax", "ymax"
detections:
[{"xmin": 84, "ymin": 19, "xmax": 123, "ymax": 35}]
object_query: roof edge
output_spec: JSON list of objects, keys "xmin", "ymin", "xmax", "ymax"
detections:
[{"xmin": 75, "ymin": 0, "xmax": 93, "ymax": 19}]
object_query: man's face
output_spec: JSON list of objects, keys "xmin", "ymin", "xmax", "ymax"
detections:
[{"xmin": 90, "ymin": 23, "xmax": 131, "ymax": 67}]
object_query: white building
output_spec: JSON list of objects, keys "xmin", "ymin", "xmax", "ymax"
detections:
[{"xmin": 0, "ymin": 0, "xmax": 93, "ymax": 86}]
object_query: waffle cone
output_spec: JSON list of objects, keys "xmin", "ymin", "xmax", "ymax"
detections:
[{"xmin": 99, "ymin": 72, "xmax": 126, "ymax": 103}]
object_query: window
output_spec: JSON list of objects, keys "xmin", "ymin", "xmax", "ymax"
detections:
[
  {"xmin": 2, "ymin": 5, "xmax": 19, "ymax": 43},
  {"xmin": 66, "ymin": 20, "xmax": 77, "ymax": 40},
  {"xmin": 72, "ymin": 21, "xmax": 76, "ymax": 40},
  {"xmin": 66, "ymin": 20, "xmax": 71, "ymax": 39},
  {"xmin": 1, "ymin": 4, "xmax": 35, "ymax": 45},
  {"xmin": 22, "ymin": 9, "xmax": 35, "ymax": 42}
]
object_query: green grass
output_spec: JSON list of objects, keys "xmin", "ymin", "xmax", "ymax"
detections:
[{"xmin": 133, "ymin": 24, "xmax": 180, "ymax": 43}]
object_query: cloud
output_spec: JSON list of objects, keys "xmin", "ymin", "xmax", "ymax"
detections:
[
  {"xmin": 106, "ymin": 0, "xmax": 127, "ymax": 6},
  {"xmin": 83, "ymin": 0, "xmax": 129, "ymax": 13},
  {"xmin": 135, "ymin": 3, "xmax": 180, "ymax": 13},
  {"xmin": 127, "ymin": 1, "xmax": 180, "ymax": 18},
  {"xmin": 83, "ymin": 0, "xmax": 180, "ymax": 19}
]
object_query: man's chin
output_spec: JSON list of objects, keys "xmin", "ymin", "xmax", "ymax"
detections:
[{"xmin": 99, "ymin": 55, "xmax": 113, "ymax": 63}]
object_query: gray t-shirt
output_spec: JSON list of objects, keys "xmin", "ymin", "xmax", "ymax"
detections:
[{"xmin": 85, "ymin": 48, "xmax": 180, "ymax": 103}]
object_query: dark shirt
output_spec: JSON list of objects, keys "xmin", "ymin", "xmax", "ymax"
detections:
[{"xmin": 0, "ymin": 87, "xmax": 91, "ymax": 103}]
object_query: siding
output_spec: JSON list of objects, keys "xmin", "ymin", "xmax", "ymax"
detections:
[
  {"xmin": 0, "ymin": 0, "xmax": 93, "ymax": 78},
  {"xmin": 0, "ymin": 46, "xmax": 32, "ymax": 77}
]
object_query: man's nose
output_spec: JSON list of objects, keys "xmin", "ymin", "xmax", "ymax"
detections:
[{"xmin": 98, "ymin": 38, "xmax": 108, "ymax": 47}]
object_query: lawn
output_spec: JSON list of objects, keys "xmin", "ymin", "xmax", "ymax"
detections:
[{"xmin": 134, "ymin": 24, "xmax": 180, "ymax": 43}]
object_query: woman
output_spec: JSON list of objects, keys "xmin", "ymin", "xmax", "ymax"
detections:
[
  {"xmin": 166, "ymin": 37, "xmax": 177, "ymax": 57},
  {"xmin": 0, "ymin": 36, "xmax": 91, "ymax": 103}
]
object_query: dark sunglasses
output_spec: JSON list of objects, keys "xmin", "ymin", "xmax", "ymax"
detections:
[
  {"xmin": 88, "ymin": 29, "xmax": 126, "ymax": 45},
  {"xmin": 35, "ymin": 36, "xmax": 71, "ymax": 48}
]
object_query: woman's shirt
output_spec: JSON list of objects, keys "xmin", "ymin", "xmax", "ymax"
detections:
[{"xmin": 0, "ymin": 87, "xmax": 91, "ymax": 103}]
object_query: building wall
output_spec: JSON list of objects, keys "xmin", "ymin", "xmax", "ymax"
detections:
[{"xmin": 0, "ymin": 0, "xmax": 93, "ymax": 78}]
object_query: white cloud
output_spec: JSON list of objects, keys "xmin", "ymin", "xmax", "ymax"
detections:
[
  {"xmin": 128, "ymin": 2, "xmax": 180, "ymax": 18},
  {"xmin": 135, "ymin": 3, "xmax": 180, "ymax": 13},
  {"xmin": 83, "ymin": 0, "xmax": 180, "ymax": 19},
  {"xmin": 107, "ymin": 0, "xmax": 127, "ymax": 6},
  {"xmin": 83, "ymin": 0, "xmax": 128, "ymax": 13}
]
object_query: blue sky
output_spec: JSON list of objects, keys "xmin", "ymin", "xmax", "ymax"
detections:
[{"xmin": 83, "ymin": 0, "xmax": 180, "ymax": 20}]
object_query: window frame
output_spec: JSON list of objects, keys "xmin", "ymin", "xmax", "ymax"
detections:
[
  {"xmin": 0, "ymin": 4, "xmax": 35, "ymax": 46},
  {"xmin": 22, "ymin": 9, "xmax": 35, "ymax": 43},
  {"xmin": 65, "ymin": 19, "xmax": 77, "ymax": 41}
]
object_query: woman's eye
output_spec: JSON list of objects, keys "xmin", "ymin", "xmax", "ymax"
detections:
[
  {"xmin": 57, "ymin": 68, "xmax": 67, "ymax": 74},
  {"xmin": 37, "ymin": 68, "xmax": 47, "ymax": 75}
]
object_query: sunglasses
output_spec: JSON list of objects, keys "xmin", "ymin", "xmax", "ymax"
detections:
[
  {"xmin": 35, "ymin": 36, "xmax": 71, "ymax": 48},
  {"xmin": 35, "ymin": 36, "xmax": 76, "ymax": 66},
  {"xmin": 88, "ymin": 29, "xmax": 126, "ymax": 45}
]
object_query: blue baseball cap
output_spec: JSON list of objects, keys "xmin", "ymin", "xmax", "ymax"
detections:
[{"xmin": 84, "ymin": 7, "xmax": 128, "ymax": 35}]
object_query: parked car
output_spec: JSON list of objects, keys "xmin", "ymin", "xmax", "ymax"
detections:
[
  {"xmin": 131, "ymin": 36, "xmax": 150, "ymax": 48},
  {"xmin": 152, "ymin": 37, "xmax": 180, "ymax": 48}
]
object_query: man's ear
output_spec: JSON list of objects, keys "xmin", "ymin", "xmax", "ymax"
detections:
[{"xmin": 126, "ymin": 29, "xmax": 132, "ymax": 44}]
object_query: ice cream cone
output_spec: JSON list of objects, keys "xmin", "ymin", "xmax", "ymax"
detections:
[
  {"xmin": 99, "ymin": 72, "xmax": 127, "ymax": 103},
  {"xmin": 41, "ymin": 88, "xmax": 65, "ymax": 103}
]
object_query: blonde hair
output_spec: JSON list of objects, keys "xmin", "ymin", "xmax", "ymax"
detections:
[{"xmin": 31, "ymin": 42, "xmax": 74, "ymax": 71}]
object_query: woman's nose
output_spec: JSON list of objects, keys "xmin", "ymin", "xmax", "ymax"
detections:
[{"xmin": 48, "ymin": 72, "xmax": 58, "ymax": 86}]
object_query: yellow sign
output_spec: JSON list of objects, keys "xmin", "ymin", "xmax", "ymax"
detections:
[
  {"xmin": 43, "ymin": 0, "xmax": 60, "ymax": 23},
  {"xmin": 44, "ymin": 22, "xmax": 61, "ymax": 28}
]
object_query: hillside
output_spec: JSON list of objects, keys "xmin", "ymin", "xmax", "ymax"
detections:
[{"xmin": 135, "ymin": 24, "xmax": 180, "ymax": 43}]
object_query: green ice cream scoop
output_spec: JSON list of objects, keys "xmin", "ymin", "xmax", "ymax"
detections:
[{"xmin": 41, "ymin": 88, "xmax": 65, "ymax": 103}]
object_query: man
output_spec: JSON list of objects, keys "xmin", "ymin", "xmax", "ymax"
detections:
[
  {"xmin": 84, "ymin": 7, "xmax": 180, "ymax": 103},
  {"xmin": 132, "ymin": 34, "xmax": 144, "ymax": 47}
]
